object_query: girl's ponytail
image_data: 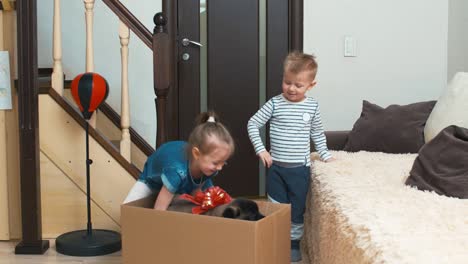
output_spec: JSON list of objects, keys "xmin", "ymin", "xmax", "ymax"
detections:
[{"xmin": 187, "ymin": 111, "xmax": 235, "ymax": 157}]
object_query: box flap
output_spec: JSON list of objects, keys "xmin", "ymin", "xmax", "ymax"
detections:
[{"xmin": 255, "ymin": 201, "xmax": 290, "ymax": 264}]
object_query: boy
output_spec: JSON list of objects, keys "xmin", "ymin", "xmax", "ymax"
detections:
[{"xmin": 247, "ymin": 51, "xmax": 334, "ymax": 262}]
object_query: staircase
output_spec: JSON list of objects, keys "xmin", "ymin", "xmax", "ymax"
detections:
[
  {"xmin": 37, "ymin": 70, "xmax": 152, "ymax": 238},
  {"xmin": 3, "ymin": 0, "xmax": 173, "ymax": 242}
]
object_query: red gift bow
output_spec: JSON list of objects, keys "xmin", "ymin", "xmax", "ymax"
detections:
[{"xmin": 179, "ymin": 186, "xmax": 232, "ymax": 214}]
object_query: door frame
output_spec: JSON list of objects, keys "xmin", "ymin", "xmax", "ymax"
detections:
[
  {"xmin": 163, "ymin": 0, "xmax": 304, "ymax": 196},
  {"xmin": 289, "ymin": 0, "xmax": 303, "ymax": 51},
  {"xmin": 162, "ymin": 0, "xmax": 304, "ymax": 141}
]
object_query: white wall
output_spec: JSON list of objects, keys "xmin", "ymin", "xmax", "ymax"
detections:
[
  {"xmin": 448, "ymin": 0, "xmax": 468, "ymax": 80},
  {"xmin": 38, "ymin": 0, "xmax": 455, "ymax": 142},
  {"xmin": 38, "ymin": 0, "xmax": 161, "ymax": 146},
  {"xmin": 304, "ymin": 0, "xmax": 448, "ymax": 131}
]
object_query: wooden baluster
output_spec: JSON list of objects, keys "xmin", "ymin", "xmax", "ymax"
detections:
[
  {"xmin": 84, "ymin": 0, "xmax": 94, "ymax": 71},
  {"xmin": 51, "ymin": 0, "xmax": 63, "ymax": 95},
  {"xmin": 153, "ymin": 13, "xmax": 170, "ymax": 148},
  {"xmin": 119, "ymin": 21, "xmax": 131, "ymax": 161},
  {"xmin": 83, "ymin": 0, "xmax": 97, "ymax": 127}
]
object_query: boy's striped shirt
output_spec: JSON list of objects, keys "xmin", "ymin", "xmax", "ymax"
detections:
[{"xmin": 247, "ymin": 94, "xmax": 331, "ymax": 166}]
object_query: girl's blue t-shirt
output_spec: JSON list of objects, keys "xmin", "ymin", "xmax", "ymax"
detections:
[{"xmin": 138, "ymin": 141, "xmax": 214, "ymax": 194}]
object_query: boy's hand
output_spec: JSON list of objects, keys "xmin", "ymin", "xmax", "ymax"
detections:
[
  {"xmin": 258, "ymin": 151, "xmax": 273, "ymax": 168},
  {"xmin": 324, "ymin": 157, "xmax": 336, "ymax": 163}
]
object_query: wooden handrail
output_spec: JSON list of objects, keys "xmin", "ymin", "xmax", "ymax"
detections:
[
  {"xmin": 50, "ymin": 1, "xmax": 172, "ymax": 149},
  {"xmin": 102, "ymin": 1, "xmax": 171, "ymax": 149},
  {"xmin": 101, "ymin": 0, "xmax": 152, "ymax": 48}
]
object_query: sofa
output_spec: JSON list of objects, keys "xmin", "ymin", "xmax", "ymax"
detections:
[{"xmin": 302, "ymin": 73, "xmax": 468, "ymax": 264}]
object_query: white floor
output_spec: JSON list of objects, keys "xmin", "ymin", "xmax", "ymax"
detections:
[
  {"xmin": 0, "ymin": 240, "xmax": 121, "ymax": 264},
  {"xmin": 1, "ymin": 240, "xmax": 306, "ymax": 264}
]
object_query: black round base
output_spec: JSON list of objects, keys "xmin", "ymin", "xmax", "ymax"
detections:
[{"xmin": 55, "ymin": 229, "xmax": 121, "ymax": 256}]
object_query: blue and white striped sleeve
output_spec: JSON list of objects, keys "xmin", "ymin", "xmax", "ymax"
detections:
[
  {"xmin": 247, "ymin": 99, "xmax": 274, "ymax": 155},
  {"xmin": 310, "ymin": 103, "xmax": 332, "ymax": 161}
]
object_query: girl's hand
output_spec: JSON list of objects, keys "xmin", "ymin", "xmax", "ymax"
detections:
[
  {"xmin": 258, "ymin": 151, "xmax": 273, "ymax": 168},
  {"xmin": 324, "ymin": 157, "xmax": 336, "ymax": 163},
  {"xmin": 153, "ymin": 186, "xmax": 175, "ymax": 210}
]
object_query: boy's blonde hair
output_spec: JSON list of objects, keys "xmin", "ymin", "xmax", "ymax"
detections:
[
  {"xmin": 187, "ymin": 111, "xmax": 235, "ymax": 157},
  {"xmin": 283, "ymin": 51, "xmax": 318, "ymax": 80}
]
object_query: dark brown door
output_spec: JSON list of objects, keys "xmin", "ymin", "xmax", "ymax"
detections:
[{"xmin": 176, "ymin": 0, "xmax": 297, "ymax": 196}]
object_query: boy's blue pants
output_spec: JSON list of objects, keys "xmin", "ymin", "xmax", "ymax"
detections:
[{"xmin": 267, "ymin": 163, "xmax": 310, "ymax": 242}]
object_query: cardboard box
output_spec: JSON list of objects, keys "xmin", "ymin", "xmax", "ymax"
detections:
[{"xmin": 121, "ymin": 196, "xmax": 290, "ymax": 264}]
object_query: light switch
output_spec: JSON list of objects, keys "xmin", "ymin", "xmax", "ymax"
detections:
[{"xmin": 344, "ymin": 36, "xmax": 356, "ymax": 57}]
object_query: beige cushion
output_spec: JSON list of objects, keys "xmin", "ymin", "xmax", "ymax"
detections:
[{"xmin": 424, "ymin": 72, "xmax": 468, "ymax": 142}]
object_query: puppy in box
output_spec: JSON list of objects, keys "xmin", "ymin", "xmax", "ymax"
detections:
[{"xmin": 167, "ymin": 187, "xmax": 264, "ymax": 221}]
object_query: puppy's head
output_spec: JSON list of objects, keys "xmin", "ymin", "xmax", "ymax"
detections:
[{"xmin": 222, "ymin": 198, "xmax": 265, "ymax": 221}]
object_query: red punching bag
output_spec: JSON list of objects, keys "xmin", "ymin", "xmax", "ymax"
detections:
[
  {"xmin": 71, "ymin": 72, "xmax": 109, "ymax": 120},
  {"xmin": 56, "ymin": 72, "xmax": 121, "ymax": 256}
]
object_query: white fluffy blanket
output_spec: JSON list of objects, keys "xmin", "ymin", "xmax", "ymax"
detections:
[{"xmin": 308, "ymin": 151, "xmax": 468, "ymax": 264}]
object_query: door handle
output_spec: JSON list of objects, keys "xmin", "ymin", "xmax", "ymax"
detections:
[{"xmin": 181, "ymin": 38, "xmax": 203, "ymax": 47}]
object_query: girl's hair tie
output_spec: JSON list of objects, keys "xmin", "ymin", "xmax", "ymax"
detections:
[{"xmin": 207, "ymin": 116, "xmax": 216, "ymax": 123}]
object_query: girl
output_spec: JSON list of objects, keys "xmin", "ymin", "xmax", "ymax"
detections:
[{"xmin": 123, "ymin": 111, "xmax": 235, "ymax": 210}]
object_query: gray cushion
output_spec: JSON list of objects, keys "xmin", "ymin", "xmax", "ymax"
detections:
[
  {"xmin": 405, "ymin": 125, "xmax": 468, "ymax": 199},
  {"xmin": 344, "ymin": 100, "xmax": 436, "ymax": 153}
]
